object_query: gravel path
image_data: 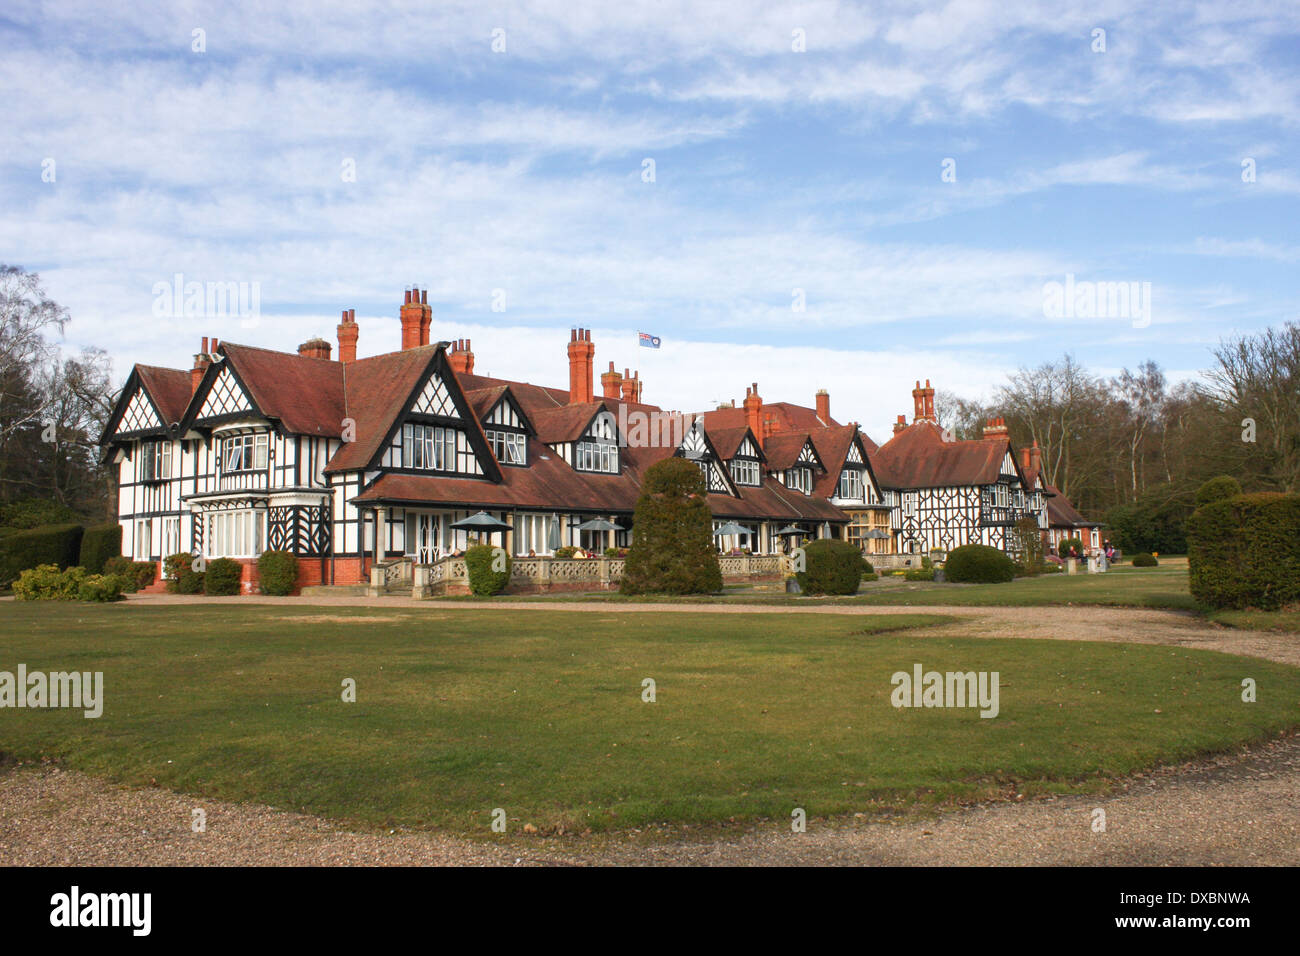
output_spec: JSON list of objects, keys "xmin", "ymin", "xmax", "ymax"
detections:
[{"xmin": 3, "ymin": 596, "xmax": 1297, "ymax": 866}]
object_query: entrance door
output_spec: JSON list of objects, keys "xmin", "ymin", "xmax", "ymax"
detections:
[{"xmin": 415, "ymin": 513, "xmax": 437, "ymax": 563}]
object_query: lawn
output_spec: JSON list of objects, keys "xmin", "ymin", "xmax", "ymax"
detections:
[
  {"xmin": 1, "ymin": 603, "xmax": 1296, "ymax": 835},
  {"xmin": 517, "ymin": 562, "xmax": 1197, "ymax": 610}
]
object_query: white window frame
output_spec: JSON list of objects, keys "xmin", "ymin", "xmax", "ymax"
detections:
[
  {"xmin": 141, "ymin": 440, "xmax": 172, "ymax": 481},
  {"xmin": 837, "ymin": 468, "xmax": 864, "ymax": 501},
  {"xmin": 730, "ymin": 459, "xmax": 760, "ymax": 486},
  {"xmin": 222, "ymin": 433, "xmax": 268, "ymax": 473},
  {"xmin": 205, "ymin": 509, "xmax": 266, "ymax": 559}
]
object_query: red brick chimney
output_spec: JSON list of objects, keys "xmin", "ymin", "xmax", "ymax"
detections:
[
  {"xmin": 191, "ymin": 336, "xmax": 212, "ymax": 394},
  {"xmin": 983, "ymin": 416, "xmax": 1009, "ymax": 439},
  {"xmin": 912, "ymin": 379, "xmax": 936, "ymax": 423},
  {"xmin": 1028, "ymin": 439, "xmax": 1041, "ymax": 475},
  {"xmin": 337, "ymin": 309, "xmax": 357, "ymax": 364},
  {"xmin": 620, "ymin": 368, "xmax": 641, "ymax": 403},
  {"xmin": 567, "ymin": 328, "xmax": 594, "ymax": 404},
  {"xmin": 448, "ymin": 338, "xmax": 475, "ymax": 375},
  {"xmin": 601, "ymin": 361, "xmax": 623, "ymax": 399},
  {"xmin": 297, "ymin": 337, "xmax": 332, "ymax": 360},
  {"xmin": 419, "ymin": 289, "xmax": 431, "ymax": 346},
  {"xmin": 400, "ymin": 287, "xmax": 425, "ymax": 351},
  {"xmin": 815, "ymin": 389, "xmax": 830, "ymax": 424},
  {"xmin": 744, "ymin": 382, "xmax": 764, "ymax": 445},
  {"xmin": 893, "ymin": 414, "xmax": 907, "ymax": 435}
]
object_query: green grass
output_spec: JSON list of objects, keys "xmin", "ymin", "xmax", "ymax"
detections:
[
  {"xmin": 1208, "ymin": 609, "xmax": 1300, "ymax": 633},
  {"xmin": 1, "ymin": 602, "xmax": 1295, "ymax": 835},
  {"xmin": 513, "ymin": 562, "xmax": 1196, "ymax": 610}
]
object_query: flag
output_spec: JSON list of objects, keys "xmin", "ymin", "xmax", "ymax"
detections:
[{"xmin": 638, "ymin": 332, "xmax": 661, "ymax": 349}]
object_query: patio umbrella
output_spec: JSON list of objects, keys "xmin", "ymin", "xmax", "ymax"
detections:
[
  {"xmin": 863, "ymin": 529, "xmax": 891, "ymax": 539},
  {"xmin": 450, "ymin": 510, "xmax": 512, "ymax": 544},
  {"xmin": 712, "ymin": 522, "xmax": 752, "ymax": 537},
  {"xmin": 546, "ymin": 515, "xmax": 562, "ymax": 551},
  {"xmin": 774, "ymin": 524, "xmax": 803, "ymax": 536},
  {"xmin": 575, "ymin": 517, "xmax": 624, "ymax": 551}
]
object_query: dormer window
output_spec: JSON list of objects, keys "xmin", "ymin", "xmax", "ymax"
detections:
[
  {"xmin": 141, "ymin": 440, "xmax": 172, "ymax": 482},
  {"xmin": 403, "ymin": 423, "xmax": 457, "ymax": 471},
  {"xmin": 221, "ymin": 433, "xmax": 267, "ymax": 473},
  {"xmin": 785, "ymin": 467, "xmax": 813, "ymax": 495},
  {"xmin": 730, "ymin": 458, "xmax": 760, "ymax": 486},
  {"xmin": 837, "ymin": 468, "xmax": 864, "ymax": 501},
  {"xmin": 576, "ymin": 439, "xmax": 617, "ymax": 473},
  {"xmin": 486, "ymin": 429, "xmax": 526, "ymax": 466}
]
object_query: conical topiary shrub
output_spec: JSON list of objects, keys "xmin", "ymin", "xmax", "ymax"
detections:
[{"xmin": 620, "ymin": 457, "xmax": 723, "ymax": 595}]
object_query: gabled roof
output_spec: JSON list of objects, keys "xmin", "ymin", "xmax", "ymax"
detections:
[
  {"xmin": 1045, "ymin": 484, "xmax": 1100, "ymax": 528},
  {"xmin": 811, "ymin": 425, "xmax": 880, "ymax": 500},
  {"xmin": 135, "ymin": 365, "xmax": 193, "ymax": 426},
  {"xmin": 531, "ymin": 401, "xmax": 612, "ymax": 445},
  {"xmin": 466, "ymin": 384, "xmax": 537, "ymax": 436},
  {"xmin": 872, "ymin": 421, "xmax": 1020, "ymax": 490},
  {"xmin": 763, "ymin": 432, "xmax": 825, "ymax": 473},
  {"xmin": 708, "ymin": 425, "xmax": 764, "ymax": 461}
]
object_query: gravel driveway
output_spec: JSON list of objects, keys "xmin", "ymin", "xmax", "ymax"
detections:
[{"xmin": 2, "ymin": 597, "xmax": 1297, "ymax": 866}]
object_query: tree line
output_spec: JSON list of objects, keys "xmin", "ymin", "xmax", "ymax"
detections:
[{"xmin": 936, "ymin": 323, "xmax": 1300, "ymax": 553}]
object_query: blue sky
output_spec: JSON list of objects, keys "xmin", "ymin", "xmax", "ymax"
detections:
[{"xmin": 3, "ymin": 1, "xmax": 1298, "ymax": 441}]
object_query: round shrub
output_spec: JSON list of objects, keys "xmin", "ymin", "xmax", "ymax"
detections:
[
  {"xmin": 621, "ymin": 458, "xmax": 722, "ymax": 595},
  {"xmin": 861, "ymin": 557, "xmax": 874, "ymax": 575},
  {"xmin": 203, "ymin": 558, "xmax": 244, "ymax": 596},
  {"xmin": 464, "ymin": 544, "xmax": 512, "ymax": 595},
  {"xmin": 257, "ymin": 550, "xmax": 299, "ymax": 596},
  {"xmin": 944, "ymin": 544, "xmax": 1016, "ymax": 584},
  {"xmin": 1131, "ymin": 552, "xmax": 1158, "ymax": 567},
  {"xmin": 163, "ymin": 552, "xmax": 194, "ymax": 592},
  {"xmin": 1057, "ymin": 537, "xmax": 1084, "ymax": 558},
  {"xmin": 553, "ymin": 545, "xmax": 578, "ymax": 559},
  {"xmin": 1195, "ymin": 475, "xmax": 1243, "ymax": 510},
  {"xmin": 794, "ymin": 538, "xmax": 863, "ymax": 595},
  {"xmin": 176, "ymin": 566, "xmax": 206, "ymax": 594},
  {"xmin": 77, "ymin": 573, "xmax": 125, "ymax": 602},
  {"xmin": 13, "ymin": 564, "xmax": 85, "ymax": 600}
]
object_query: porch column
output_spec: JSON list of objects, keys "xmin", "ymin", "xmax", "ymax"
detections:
[{"xmin": 375, "ymin": 506, "xmax": 388, "ymax": 563}]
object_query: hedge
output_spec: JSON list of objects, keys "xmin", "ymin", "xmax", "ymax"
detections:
[
  {"xmin": 0, "ymin": 498, "xmax": 82, "ymax": 530},
  {"xmin": 12, "ymin": 564, "xmax": 85, "ymax": 600},
  {"xmin": 1131, "ymin": 552, "xmax": 1158, "ymax": 567},
  {"xmin": 204, "ymin": 558, "xmax": 244, "ymax": 596},
  {"xmin": 78, "ymin": 523, "xmax": 123, "ymax": 574},
  {"xmin": 0, "ymin": 523, "xmax": 84, "ymax": 588},
  {"xmin": 104, "ymin": 556, "xmax": 157, "ymax": 592},
  {"xmin": 1056, "ymin": 537, "xmax": 1084, "ymax": 559},
  {"xmin": 77, "ymin": 573, "xmax": 125, "ymax": 602},
  {"xmin": 465, "ymin": 544, "xmax": 512, "ymax": 596},
  {"xmin": 257, "ymin": 550, "xmax": 299, "ymax": 596},
  {"xmin": 1195, "ymin": 475, "xmax": 1243, "ymax": 509},
  {"xmin": 944, "ymin": 544, "xmax": 1016, "ymax": 583},
  {"xmin": 621, "ymin": 458, "xmax": 722, "ymax": 595},
  {"xmin": 794, "ymin": 538, "xmax": 863, "ymax": 595},
  {"xmin": 1187, "ymin": 492, "xmax": 1300, "ymax": 610}
]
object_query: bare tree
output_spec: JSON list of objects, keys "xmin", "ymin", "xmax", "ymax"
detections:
[{"xmin": 1113, "ymin": 360, "xmax": 1166, "ymax": 494}]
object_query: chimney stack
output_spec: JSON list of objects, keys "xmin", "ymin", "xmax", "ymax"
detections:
[
  {"xmin": 337, "ymin": 309, "xmax": 358, "ymax": 363},
  {"xmin": 400, "ymin": 287, "xmax": 425, "ymax": 351},
  {"xmin": 297, "ymin": 337, "xmax": 332, "ymax": 361},
  {"xmin": 620, "ymin": 368, "xmax": 641, "ymax": 403},
  {"xmin": 1030, "ymin": 439, "xmax": 1042, "ymax": 475},
  {"xmin": 601, "ymin": 361, "xmax": 624, "ymax": 399},
  {"xmin": 893, "ymin": 414, "xmax": 907, "ymax": 435},
  {"xmin": 448, "ymin": 338, "xmax": 476, "ymax": 375},
  {"xmin": 912, "ymin": 378, "xmax": 936, "ymax": 423},
  {"xmin": 815, "ymin": 389, "xmax": 830, "ymax": 424},
  {"xmin": 419, "ymin": 289, "xmax": 431, "ymax": 346},
  {"xmin": 191, "ymin": 336, "xmax": 211, "ymax": 394},
  {"xmin": 567, "ymin": 328, "xmax": 595, "ymax": 404},
  {"xmin": 983, "ymin": 416, "xmax": 1009, "ymax": 439},
  {"xmin": 744, "ymin": 382, "xmax": 764, "ymax": 446}
]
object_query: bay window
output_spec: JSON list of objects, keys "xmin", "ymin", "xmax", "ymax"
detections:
[
  {"xmin": 222, "ymin": 433, "xmax": 268, "ymax": 473},
  {"xmin": 205, "ymin": 509, "xmax": 266, "ymax": 558}
]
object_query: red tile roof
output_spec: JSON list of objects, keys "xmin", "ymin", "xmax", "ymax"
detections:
[
  {"xmin": 1045, "ymin": 484, "xmax": 1100, "ymax": 528},
  {"xmin": 135, "ymin": 365, "xmax": 194, "ymax": 425},
  {"xmin": 872, "ymin": 421, "xmax": 1015, "ymax": 489},
  {"xmin": 218, "ymin": 343, "xmax": 347, "ymax": 436}
]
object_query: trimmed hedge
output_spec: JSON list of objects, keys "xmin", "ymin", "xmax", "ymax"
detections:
[
  {"xmin": 0, "ymin": 523, "xmax": 84, "ymax": 588},
  {"xmin": 1131, "ymin": 552, "xmax": 1158, "ymax": 567},
  {"xmin": 1195, "ymin": 475, "xmax": 1243, "ymax": 509},
  {"xmin": 1187, "ymin": 492, "xmax": 1300, "ymax": 610},
  {"xmin": 465, "ymin": 544, "xmax": 512, "ymax": 596},
  {"xmin": 944, "ymin": 544, "xmax": 1016, "ymax": 584},
  {"xmin": 204, "ymin": 558, "xmax": 244, "ymax": 596},
  {"xmin": 77, "ymin": 573, "xmax": 125, "ymax": 602},
  {"xmin": 621, "ymin": 458, "xmax": 722, "ymax": 595},
  {"xmin": 78, "ymin": 523, "xmax": 123, "ymax": 574},
  {"xmin": 257, "ymin": 550, "xmax": 299, "ymax": 596},
  {"xmin": 1056, "ymin": 537, "xmax": 1084, "ymax": 558},
  {"xmin": 12, "ymin": 564, "xmax": 85, "ymax": 600},
  {"xmin": 794, "ymin": 538, "xmax": 863, "ymax": 595},
  {"xmin": 104, "ymin": 556, "xmax": 157, "ymax": 592},
  {"xmin": 903, "ymin": 567, "xmax": 934, "ymax": 581},
  {"xmin": 0, "ymin": 499, "xmax": 81, "ymax": 530}
]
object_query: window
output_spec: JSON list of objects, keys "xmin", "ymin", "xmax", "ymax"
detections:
[
  {"xmin": 730, "ymin": 458, "xmax": 760, "ymax": 486},
  {"xmin": 486, "ymin": 429, "xmax": 526, "ymax": 465},
  {"xmin": 903, "ymin": 492, "xmax": 918, "ymax": 517},
  {"xmin": 205, "ymin": 509, "xmax": 265, "ymax": 558},
  {"xmin": 162, "ymin": 517, "xmax": 180, "ymax": 557},
  {"xmin": 222, "ymin": 433, "xmax": 268, "ymax": 473},
  {"xmin": 837, "ymin": 468, "xmax": 864, "ymax": 501},
  {"xmin": 141, "ymin": 440, "xmax": 172, "ymax": 481},
  {"xmin": 575, "ymin": 440, "xmax": 617, "ymax": 473},
  {"xmin": 995, "ymin": 483, "xmax": 1010, "ymax": 508},
  {"xmin": 513, "ymin": 513, "xmax": 557, "ymax": 556},
  {"xmin": 403, "ymin": 423, "xmax": 458, "ymax": 470},
  {"xmin": 135, "ymin": 519, "xmax": 152, "ymax": 559},
  {"xmin": 785, "ymin": 467, "xmax": 812, "ymax": 495}
]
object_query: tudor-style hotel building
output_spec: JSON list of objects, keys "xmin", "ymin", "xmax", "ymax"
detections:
[{"xmin": 101, "ymin": 289, "xmax": 1097, "ymax": 590}]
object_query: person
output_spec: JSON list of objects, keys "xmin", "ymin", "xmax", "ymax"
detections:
[{"xmin": 1104, "ymin": 540, "xmax": 1114, "ymax": 562}]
